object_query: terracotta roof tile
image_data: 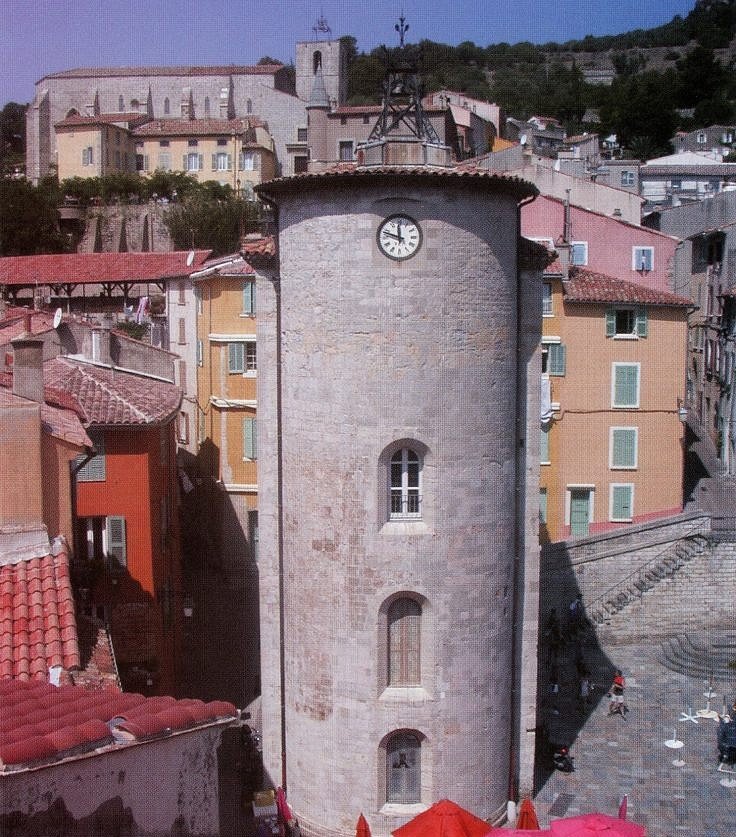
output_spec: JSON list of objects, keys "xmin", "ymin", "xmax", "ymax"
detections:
[
  {"xmin": 133, "ymin": 117, "xmax": 266, "ymax": 137},
  {"xmin": 0, "ymin": 679, "xmax": 237, "ymax": 769},
  {"xmin": 55, "ymin": 113, "xmax": 149, "ymax": 129},
  {"xmin": 563, "ymin": 267, "xmax": 692, "ymax": 307},
  {"xmin": 0, "ymin": 541, "xmax": 80, "ymax": 682},
  {"xmin": 240, "ymin": 235, "xmax": 277, "ymax": 259},
  {"xmin": 43, "ymin": 64, "xmax": 281, "ymax": 80},
  {"xmin": 0, "ymin": 251, "xmax": 212, "ymax": 287},
  {"xmin": 42, "ymin": 357, "xmax": 181, "ymax": 425}
]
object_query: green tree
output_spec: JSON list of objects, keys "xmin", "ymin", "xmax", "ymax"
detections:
[
  {"xmin": 0, "ymin": 179, "xmax": 68, "ymax": 255},
  {"xmin": 0, "ymin": 102, "xmax": 27, "ymax": 174},
  {"xmin": 163, "ymin": 195, "xmax": 261, "ymax": 256},
  {"xmin": 675, "ymin": 46, "xmax": 727, "ymax": 108}
]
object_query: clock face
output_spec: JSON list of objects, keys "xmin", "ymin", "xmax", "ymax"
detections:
[{"xmin": 377, "ymin": 214, "xmax": 422, "ymax": 261}]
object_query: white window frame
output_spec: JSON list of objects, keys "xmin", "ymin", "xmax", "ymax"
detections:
[
  {"xmin": 570, "ymin": 241, "xmax": 588, "ymax": 266},
  {"xmin": 228, "ymin": 341, "xmax": 256, "ymax": 375},
  {"xmin": 214, "ymin": 151, "xmax": 231, "ymax": 171},
  {"xmin": 389, "ymin": 448, "xmax": 422, "ymax": 520},
  {"xmin": 609, "ymin": 426, "xmax": 638, "ymax": 470},
  {"xmin": 82, "ymin": 146, "xmax": 94, "ymax": 166},
  {"xmin": 609, "ymin": 483, "xmax": 635, "ymax": 522},
  {"xmin": 240, "ymin": 151, "xmax": 255, "ymax": 171},
  {"xmin": 621, "ymin": 170, "xmax": 635, "ymax": 187},
  {"xmin": 611, "ymin": 362, "xmax": 640, "ymax": 409},
  {"xmin": 242, "ymin": 281, "xmax": 256, "ymax": 316},
  {"xmin": 185, "ymin": 152, "xmax": 202, "ymax": 172},
  {"xmin": 632, "ymin": 246, "xmax": 654, "ymax": 272},
  {"xmin": 157, "ymin": 151, "xmax": 172, "ymax": 171},
  {"xmin": 542, "ymin": 282, "xmax": 553, "ymax": 316}
]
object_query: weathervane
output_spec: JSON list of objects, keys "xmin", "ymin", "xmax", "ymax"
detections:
[{"xmin": 312, "ymin": 9, "xmax": 332, "ymax": 38}]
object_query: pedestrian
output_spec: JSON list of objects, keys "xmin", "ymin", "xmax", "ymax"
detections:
[
  {"xmin": 568, "ymin": 593, "xmax": 584, "ymax": 638},
  {"xmin": 608, "ymin": 669, "xmax": 627, "ymax": 717},
  {"xmin": 578, "ymin": 671, "xmax": 592, "ymax": 711}
]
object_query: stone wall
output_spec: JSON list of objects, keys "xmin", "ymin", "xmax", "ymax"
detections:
[{"xmin": 78, "ymin": 203, "xmax": 173, "ymax": 253}]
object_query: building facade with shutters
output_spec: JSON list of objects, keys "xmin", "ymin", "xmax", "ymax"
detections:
[{"xmin": 539, "ymin": 265, "xmax": 690, "ymax": 543}]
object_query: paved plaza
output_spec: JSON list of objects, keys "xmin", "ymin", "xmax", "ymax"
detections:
[{"xmin": 534, "ymin": 631, "xmax": 736, "ymax": 837}]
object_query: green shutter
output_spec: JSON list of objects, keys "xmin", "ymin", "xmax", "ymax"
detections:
[
  {"xmin": 540, "ymin": 426, "xmax": 550, "ymax": 463},
  {"xmin": 198, "ymin": 153, "xmax": 204, "ymax": 170},
  {"xmin": 614, "ymin": 364, "xmax": 638, "ymax": 406},
  {"xmin": 243, "ymin": 417, "xmax": 257, "ymax": 460},
  {"xmin": 182, "ymin": 154, "xmax": 187, "ymax": 169},
  {"xmin": 612, "ymin": 428, "xmax": 636, "ymax": 467},
  {"xmin": 106, "ymin": 516, "xmax": 127, "ymax": 567},
  {"xmin": 605, "ymin": 308, "xmax": 616, "ymax": 337},
  {"xmin": 228, "ymin": 342, "xmax": 243, "ymax": 372},
  {"xmin": 635, "ymin": 306, "xmax": 648, "ymax": 337},
  {"xmin": 611, "ymin": 485, "xmax": 633, "ymax": 520},
  {"xmin": 243, "ymin": 282, "xmax": 255, "ymax": 314},
  {"xmin": 549, "ymin": 343, "xmax": 566, "ymax": 376}
]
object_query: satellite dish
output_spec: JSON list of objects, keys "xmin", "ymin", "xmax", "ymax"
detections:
[
  {"xmin": 53, "ymin": 307, "xmax": 63, "ymax": 329},
  {"xmin": 520, "ymin": 134, "xmax": 527, "ymax": 146},
  {"xmin": 186, "ymin": 250, "xmax": 195, "ymax": 267}
]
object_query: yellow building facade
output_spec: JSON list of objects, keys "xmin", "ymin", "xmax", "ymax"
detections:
[
  {"xmin": 194, "ymin": 258, "xmax": 258, "ymax": 517},
  {"xmin": 540, "ymin": 266, "xmax": 691, "ymax": 542},
  {"xmin": 54, "ymin": 114, "xmax": 141, "ymax": 180},
  {"xmin": 133, "ymin": 118, "xmax": 276, "ymax": 196}
]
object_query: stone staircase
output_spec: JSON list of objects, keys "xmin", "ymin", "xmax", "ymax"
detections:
[
  {"xmin": 587, "ymin": 532, "xmax": 711, "ymax": 626},
  {"xmin": 658, "ymin": 631, "xmax": 736, "ymax": 684}
]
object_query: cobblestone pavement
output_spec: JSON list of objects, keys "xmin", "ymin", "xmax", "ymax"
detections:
[{"xmin": 533, "ymin": 632, "xmax": 736, "ymax": 837}]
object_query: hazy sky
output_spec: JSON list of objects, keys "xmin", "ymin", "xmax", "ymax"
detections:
[{"xmin": 3, "ymin": 0, "xmax": 695, "ymax": 105}]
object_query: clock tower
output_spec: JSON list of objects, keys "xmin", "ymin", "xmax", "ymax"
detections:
[{"xmin": 256, "ymin": 24, "xmax": 542, "ymax": 837}]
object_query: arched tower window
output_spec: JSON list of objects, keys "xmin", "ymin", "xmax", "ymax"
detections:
[
  {"xmin": 386, "ymin": 731, "xmax": 421, "ymax": 803},
  {"xmin": 118, "ymin": 95, "xmax": 124, "ymax": 112},
  {"xmin": 204, "ymin": 96, "xmax": 210, "ymax": 116},
  {"xmin": 163, "ymin": 97, "xmax": 170, "ymax": 115},
  {"xmin": 390, "ymin": 448, "xmax": 422, "ymax": 519},
  {"xmin": 387, "ymin": 598, "xmax": 421, "ymax": 686},
  {"xmin": 246, "ymin": 98, "xmax": 253, "ymax": 114},
  {"xmin": 312, "ymin": 50, "xmax": 322, "ymax": 74}
]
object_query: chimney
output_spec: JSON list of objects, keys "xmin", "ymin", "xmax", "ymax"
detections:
[
  {"xmin": 556, "ymin": 239, "xmax": 571, "ymax": 281},
  {"xmin": 11, "ymin": 315, "xmax": 45, "ymax": 403},
  {"xmin": 91, "ymin": 315, "xmax": 114, "ymax": 365}
]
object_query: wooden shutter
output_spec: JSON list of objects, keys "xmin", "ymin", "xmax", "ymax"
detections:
[
  {"xmin": 548, "ymin": 343, "xmax": 566, "ymax": 376},
  {"xmin": 388, "ymin": 598, "xmax": 421, "ymax": 686},
  {"xmin": 198, "ymin": 153, "xmax": 204, "ymax": 170},
  {"xmin": 605, "ymin": 308, "xmax": 616, "ymax": 337},
  {"xmin": 635, "ymin": 306, "xmax": 647, "ymax": 337},
  {"xmin": 106, "ymin": 516, "xmax": 127, "ymax": 567},
  {"xmin": 611, "ymin": 485, "xmax": 633, "ymax": 520},
  {"xmin": 243, "ymin": 417, "xmax": 257, "ymax": 460},
  {"xmin": 614, "ymin": 365, "xmax": 638, "ymax": 406},
  {"xmin": 228, "ymin": 342, "xmax": 243, "ymax": 372},
  {"xmin": 611, "ymin": 428, "xmax": 636, "ymax": 467},
  {"xmin": 211, "ymin": 153, "xmax": 218, "ymax": 170}
]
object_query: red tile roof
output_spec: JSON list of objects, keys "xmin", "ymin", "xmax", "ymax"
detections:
[
  {"xmin": 43, "ymin": 64, "xmax": 282, "ymax": 80},
  {"xmin": 55, "ymin": 113, "xmax": 149, "ymax": 129},
  {"xmin": 563, "ymin": 267, "xmax": 692, "ymax": 307},
  {"xmin": 0, "ymin": 538, "xmax": 80, "ymax": 683},
  {"xmin": 240, "ymin": 235, "xmax": 276, "ymax": 259},
  {"xmin": 42, "ymin": 357, "xmax": 182, "ymax": 425},
  {"xmin": 0, "ymin": 678, "xmax": 237, "ymax": 770},
  {"xmin": 133, "ymin": 117, "xmax": 267, "ymax": 137},
  {"xmin": 0, "ymin": 308, "xmax": 56, "ymax": 339},
  {"xmin": 0, "ymin": 387, "xmax": 91, "ymax": 448},
  {"xmin": 0, "ymin": 251, "xmax": 212, "ymax": 288}
]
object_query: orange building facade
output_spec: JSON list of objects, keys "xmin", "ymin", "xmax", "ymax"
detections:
[{"xmin": 540, "ymin": 266, "xmax": 691, "ymax": 542}]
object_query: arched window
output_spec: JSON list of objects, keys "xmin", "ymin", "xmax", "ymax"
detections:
[
  {"xmin": 204, "ymin": 96, "xmax": 210, "ymax": 116},
  {"xmin": 386, "ymin": 732, "xmax": 421, "ymax": 803},
  {"xmin": 313, "ymin": 51, "xmax": 322, "ymax": 74},
  {"xmin": 163, "ymin": 97, "xmax": 170, "ymax": 115},
  {"xmin": 387, "ymin": 598, "xmax": 420, "ymax": 686},
  {"xmin": 246, "ymin": 98, "xmax": 252, "ymax": 114},
  {"xmin": 118, "ymin": 95, "xmax": 124, "ymax": 112},
  {"xmin": 390, "ymin": 448, "xmax": 421, "ymax": 519}
]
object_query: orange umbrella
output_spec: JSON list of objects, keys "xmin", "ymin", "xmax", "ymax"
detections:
[
  {"xmin": 517, "ymin": 798, "xmax": 541, "ymax": 830},
  {"xmin": 392, "ymin": 799, "xmax": 491, "ymax": 837},
  {"xmin": 356, "ymin": 813, "xmax": 372, "ymax": 837}
]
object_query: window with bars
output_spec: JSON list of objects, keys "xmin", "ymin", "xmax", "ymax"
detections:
[
  {"xmin": 612, "ymin": 363, "xmax": 640, "ymax": 408},
  {"xmin": 610, "ymin": 427, "xmax": 638, "ymax": 469},
  {"xmin": 386, "ymin": 732, "xmax": 421, "ymax": 804},
  {"xmin": 390, "ymin": 448, "xmax": 422, "ymax": 519},
  {"xmin": 387, "ymin": 598, "xmax": 421, "ymax": 686}
]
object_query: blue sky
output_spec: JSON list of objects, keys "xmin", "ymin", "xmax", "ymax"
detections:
[{"xmin": 3, "ymin": 1, "xmax": 695, "ymax": 105}]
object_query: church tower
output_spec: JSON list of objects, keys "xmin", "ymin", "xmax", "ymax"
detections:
[
  {"xmin": 256, "ymin": 24, "xmax": 541, "ymax": 837},
  {"xmin": 295, "ymin": 15, "xmax": 348, "ymax": 106}
]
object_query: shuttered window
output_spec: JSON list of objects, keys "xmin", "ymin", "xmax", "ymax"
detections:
[
  {"xmin": 388, "ymin": 598, "xmax": 421, "ymax": 686},
  {"xmin": 610, "ymin": 484, "xmax": 634, "ymax": 521},
  {"xmin": 76, "ymin": 428, "xmax": 106, "ymax": 482},
  {"xmin": 242, "ymin": 281, "xmax": 256, "ymax": 315},
  {"xmin": 605, "ymin": 306, "xmax": 647, "ymax": 337},
  {"xmin": 612, "ymin": 364, "xmax": 640, "ymax": 408},
  {"xmin": 106, "ymin": 516, "xmax": 127, "ymax": 567},
  {"xmin": 548, "ymin": 343, "xmax": 566, "ymax": 376},
  {"xmin": 610, "ymin": 427, "xmax": 638, "ymax": 469},
  {"xmin": 243, "ymin": 417, "xmax": 257, "ymax": 460}
]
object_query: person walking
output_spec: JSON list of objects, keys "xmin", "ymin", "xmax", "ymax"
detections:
[{"xmin": 608, "ymin": 669, "xmax": 627, "ymax": 717}]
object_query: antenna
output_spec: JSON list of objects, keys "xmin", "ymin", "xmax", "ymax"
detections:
[
  {"xmin": 395, "ymin": 13, "xmax": 409, "ymax": 47},
  {"xmin": 313, "ymin": 9, "xmax": 331, "ymax": 38}
]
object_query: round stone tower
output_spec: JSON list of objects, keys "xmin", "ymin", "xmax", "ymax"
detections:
[{"xmin": 256, "ymin": 160, "xmax": 541, "ymax": 837}]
